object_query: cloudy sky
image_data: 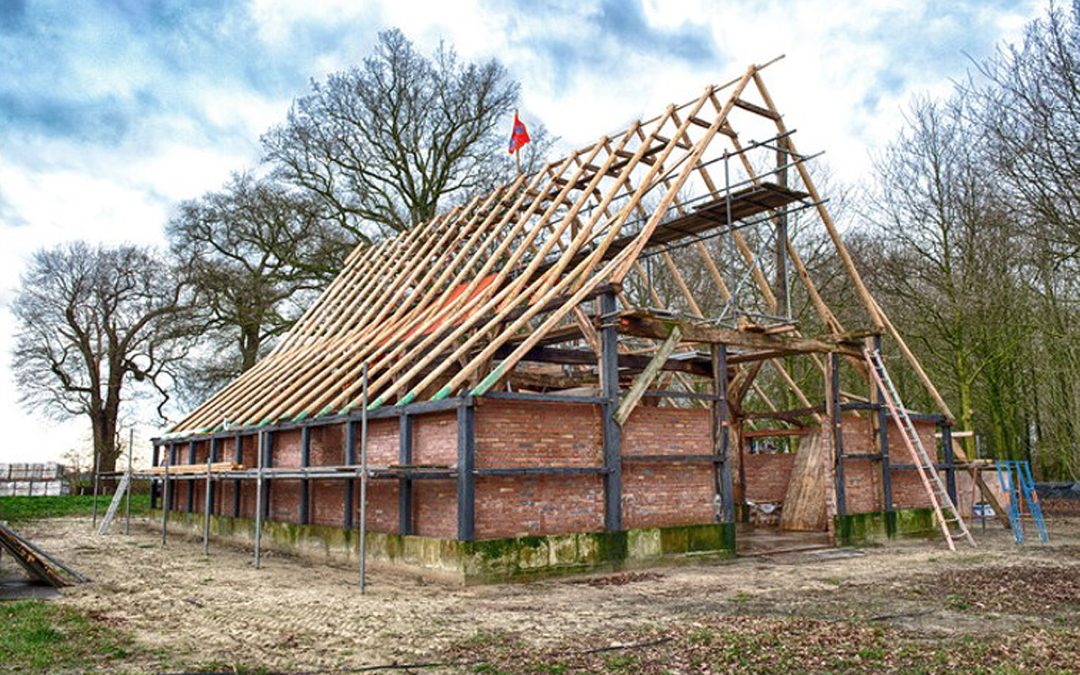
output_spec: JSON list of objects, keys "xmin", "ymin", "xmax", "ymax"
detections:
[{"xmin": 0, "ymin": 0, "xmax": 1043, "ymax": 465}]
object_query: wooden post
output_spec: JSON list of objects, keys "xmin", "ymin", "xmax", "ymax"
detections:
[
  {"xmin": 599, "ymin": 291, "xmax": 622, "ymax": 531},
  {"xmin": 712, "ymin": 344, "xmax": 734, "ymax": 523}
]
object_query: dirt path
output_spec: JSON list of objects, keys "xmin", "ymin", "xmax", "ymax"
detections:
[{"xmin": 14, "ymin": 516, "xmax": 1080, "ymax": 672}]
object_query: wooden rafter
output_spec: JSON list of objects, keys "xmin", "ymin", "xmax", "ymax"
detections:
[{"xmin": 167, "ymin": 61, "xmax": 947, "ymax": 438}]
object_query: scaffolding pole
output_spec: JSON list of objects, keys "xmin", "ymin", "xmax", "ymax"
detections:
[
  {"xmin": 254, "ymin": 431, "xmax": 265, "ymax": 569},
  {"xmin": 359, "ymin": 363, "xmax": 369, "ymax": 593},
  {"xmin": 160, "ymin": 448, "xmax": 170, "ymax": 546},
  {"xmin": 202, "ymin": 452, "xmax": 212, "ymax": 556},
  {"xmin": 123, "ymin": 428, "xmax": 133, "ymax": 535}
]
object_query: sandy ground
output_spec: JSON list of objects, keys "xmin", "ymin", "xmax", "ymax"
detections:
[{"xmin": 5, "ymin": 515, "xmax": 1080, "ymax": 672}]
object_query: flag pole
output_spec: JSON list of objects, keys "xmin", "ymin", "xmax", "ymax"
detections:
[{"xmin": 514, "ymin": 109, "xmax": 521, "ymax": 176}]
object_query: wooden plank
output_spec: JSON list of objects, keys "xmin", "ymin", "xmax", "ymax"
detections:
[
  {"xmin": 778, "ymin": 430, "xmax": 829, "ymax": 531},
  {"xmin": 146, "ymin": 462, "xmax": 242, "ymax": 475},
  {"xmin": 613, "ymin": 325, "xmax": 682, "ymax": 425}
]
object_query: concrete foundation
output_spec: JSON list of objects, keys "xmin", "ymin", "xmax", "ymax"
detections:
[{"xmin": 157, "ymin": 510, "xmax": 736, "ymax": 584}]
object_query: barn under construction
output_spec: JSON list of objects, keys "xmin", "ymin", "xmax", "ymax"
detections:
[{"xmin": 150, "ymin": 60, "xmax": 999, "ymax": 583}]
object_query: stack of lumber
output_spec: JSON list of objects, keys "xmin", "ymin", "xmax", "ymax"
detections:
[
  {"xmin": 779, "ymin": 430, "xmax": 829, "ymax": 531},
  {"xmin": 0, "ymin": 521, "xmax": 88, "ymax": 587},
  {"xmin": 146, "ymin": 462, "xmax": 243, "ymax": 475}
]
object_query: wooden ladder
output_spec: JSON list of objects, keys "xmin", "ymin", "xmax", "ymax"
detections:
[{"xmin": 864, "ymin": 349, "xmax": 975, "ymax": 551}]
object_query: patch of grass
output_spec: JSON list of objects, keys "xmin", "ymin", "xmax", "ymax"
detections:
[
  {"xmin": 0, "ymin": 493, "xmax": 150, "ymax": 522},
  {"xmin": 604, "ymin": 653, "xmax": 639, "ymax": 671},
  {"xmin": 0, "ymin": 600, "xmax": 136, "ymax": 671},
  {"xmin": 946, "ymin": 593, "xmax": 970, "ymax": 610},
  {"xmin": 687, "ymin": 628, "xmax": 714, "ymax": 645}
]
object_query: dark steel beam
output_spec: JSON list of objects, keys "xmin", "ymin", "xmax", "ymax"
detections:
[
  {"xmin": 875, "ymin": 336, "xmax": 893, "ymax": 516},
  {"xmin": 344, "ymin": 421, "xmax": 356, "ymax": 529},
  {"xmin": 482, "ymin": 390, "xmax": 605, "ymax": 404},
  {"xmin": 399, "ymin": 413, "xmax": 413, "ymax": 535},
  {"xmin": 149, "ymin": 444, "xmax": 159, "ymax": 509},
  {"xmin": 208, "ymin": 437, "xmax": 220, "ymax": 516},
  {"xmin": 942, "ymin": 422, "xmax": 957, "ymax": 505},
  {"xmin": 186, "ymin": 441, "xmax": 196, "ymax": 513},
  {"xmin": 232, "ymin": 433, "xmax": 242, "ymax": 518},
  {"xmin": 299, "ymin": 426, "xmax": 311, "ymax": 525},
  {"xmin": 456, "ymin": 399, "xmax": 476, "ymax": 541},
  {"xmin": 261, "ymin": 431, "xmax": 273, "ymax": 520},
  {"xmin": 600, "ymin": 292, "xmax": 622, "ymax": 532},
  {"xmin": 830, "ymin": 352, "xmax": 846, "ymax": 517}
]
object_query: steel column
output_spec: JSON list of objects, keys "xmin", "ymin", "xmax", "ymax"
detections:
[
  {"xmin": 300, "ymin": 427, "xmax": 311, "ymax": 525},
  {"xmin": 874, "ymin": 336, "xmax": 893, "ymax": 515},
  {"xmin": 232, "ymin": 433, "xmax": 242, "ymax": 518},
  {"xmin": 830, "ymin": 352, "xmax": 847, "ymax": 517},
  {"xmin": 168, "ymin": 444, "xmax": 178, "ymax": 510},
  {"xmin": 208, "ymin": 437, "xmax": 220, "ymax": 516},
  {"xmin": 942, "ymin": 422, "xmax": 958, "ymax": 505},
  {"xmin": 261, "ymin": 431, "xmax": 273, "ymax": 520},
  {"xmin": 186, "ymin": 441, "xmax": 196, "ymax": 513},
  {"xmin": 456, "ymin": 399, "xmax": 476, "ymax": 541},
  {"xmin": 344, "ymin": 421, "xmax": 357, "ymax": 529},
  {"xmin": 599, "ymin": 292, "xmax": 622, "ymax": 531},
  {"xmin": 399, "ymin": 413, "xmax": 413, "ymax": 535},
  {"xmin": 149, "ymin": 443, "xmax": 159, "ymax": 509}
]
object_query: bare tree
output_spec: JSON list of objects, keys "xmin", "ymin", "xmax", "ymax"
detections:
[
  {"xmin": 966, "ymin": 2, "xmax": 1080, "ymax": 261},
  {"xmin": 11, "ymin": 243, "xmax": 194, "ymax": 474},
  {"xmin": 167, "ymin": 174, "xmax": 347, "ymax": 402},
  {"xmin": 262, "ymin": 28, "xmax": 553, "ymax": 242}
]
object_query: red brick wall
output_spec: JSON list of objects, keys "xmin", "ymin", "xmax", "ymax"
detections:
[
  {"xmin": 169, "ymin": 403, "xmax": 954, "ymax": 538},
  {"xmin": 475, "ymin": 475, "xmax": 604, "ymax": 538},
  {"xmin": 270, "ymin": 430, "xmax": 300, "ymax": 468},
  {"xmin": 476, "ymin": 399, "xmax": 601, "ymax": 468},
  {"xmin": 413, "ymin": 412, "xmax": 457, "ymax": 466},
  {"xmin": 310, "ymin": 480, "xmax": 347, "ymax": 527},
  {"xmin": 414, "ymin": 480, "xmax": 456, "ymax": 538},
  {"xmin": 622, "ymin": 406, "xmax": 714, "ymax": 528},
  {"xmin": 366, "ymin": 419, "xmax": 398, "ymax": 466},
  {"xmin": 742, "ymin": 453, "xmax": 795, "ymax": 503},
  {"xmin": 473, "ymin": 400, "xmax": 605, "ymax": 537}
]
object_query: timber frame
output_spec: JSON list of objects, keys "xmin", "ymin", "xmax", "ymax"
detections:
[{"xmin": 153, "ymin": 58, "xmax": 973, "ymax": 547}]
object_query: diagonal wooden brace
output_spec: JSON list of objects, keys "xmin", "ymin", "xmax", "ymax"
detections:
[{"xmin": 613, "ymin": 325, "xmax": 683, "ymax": 426}]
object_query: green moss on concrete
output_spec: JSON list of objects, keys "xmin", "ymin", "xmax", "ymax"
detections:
[
  {"xmin": 153, "ymin": 511, "xmax": 737, "ymax": 584},
  {"xmin": 835, "ymin": 508, "xmax": 938, "ymax": 546}
]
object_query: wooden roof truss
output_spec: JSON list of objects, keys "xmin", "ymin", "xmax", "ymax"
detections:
[{"xmin": 168, "ymin": 60, "xmax": 952, "ymax": 437}]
